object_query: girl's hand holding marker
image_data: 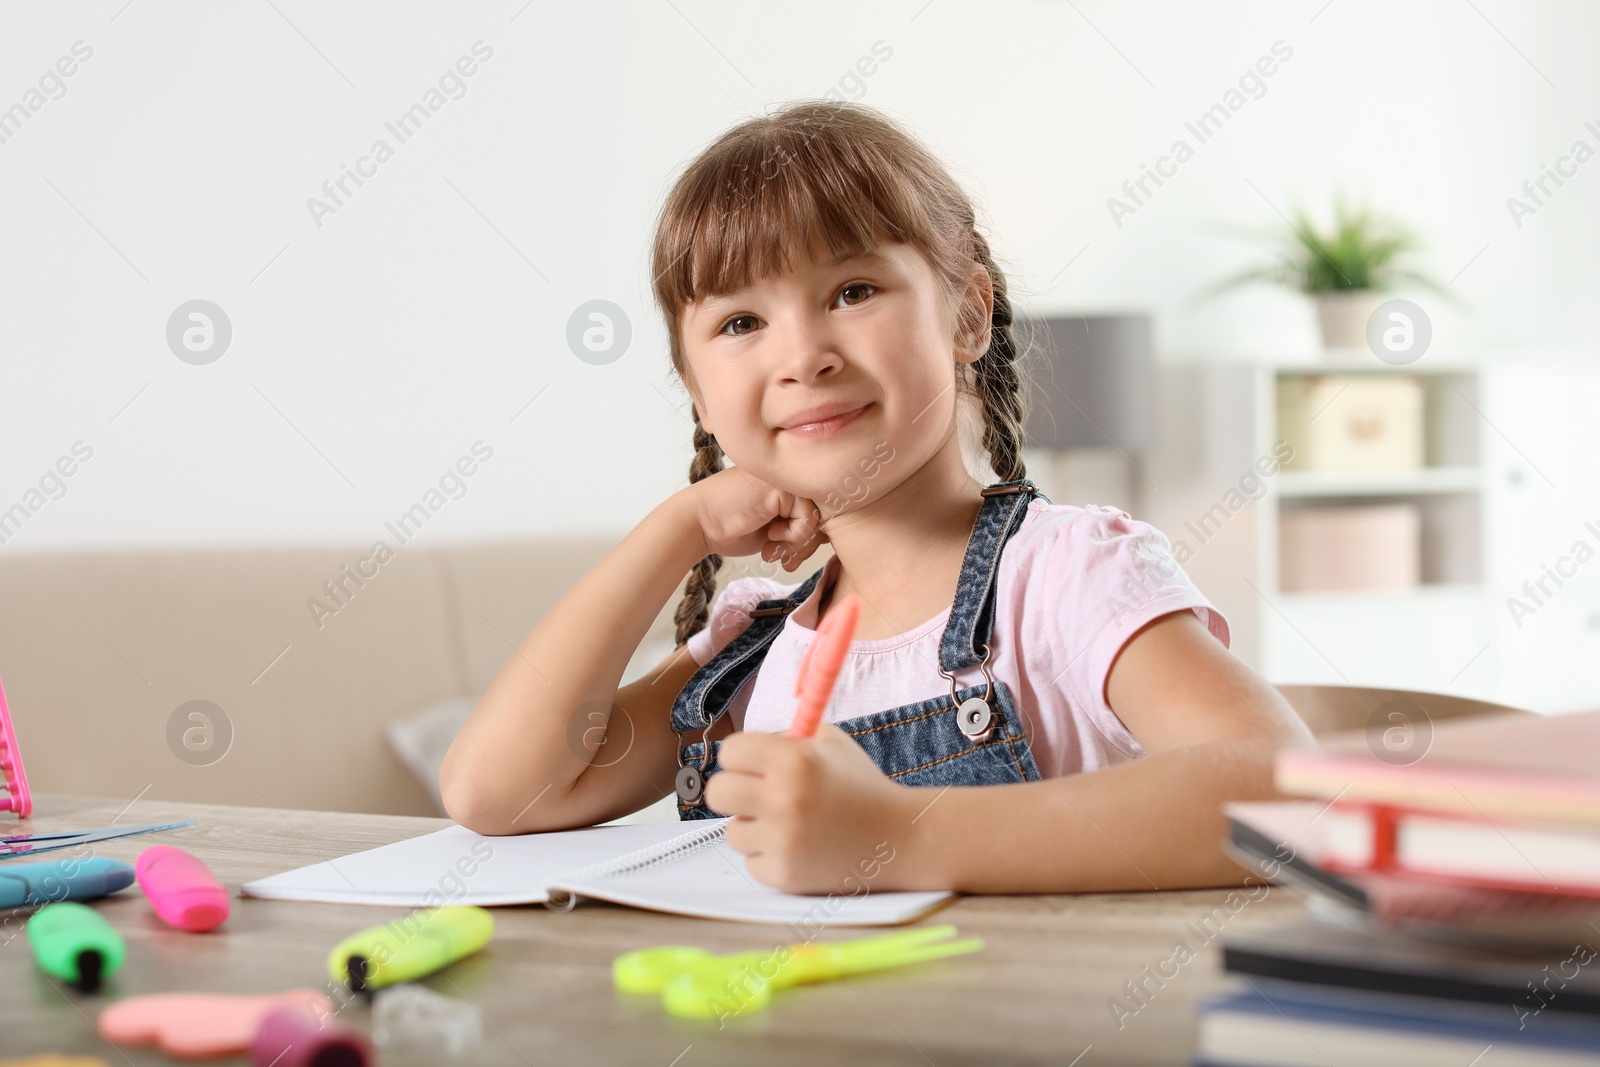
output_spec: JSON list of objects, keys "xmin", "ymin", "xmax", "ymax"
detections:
[{"xmin": 702, "ymin": 592, "xmax": 913, "ymax": 896}]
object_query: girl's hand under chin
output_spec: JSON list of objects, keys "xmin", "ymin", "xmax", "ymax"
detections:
[
  {"xmin": 703, "ymin": 722, "xmax": 924, "ymax": 894},
  {"xmin": 686, "ymin": 466, "xmax": 829, "ymax": 573}
]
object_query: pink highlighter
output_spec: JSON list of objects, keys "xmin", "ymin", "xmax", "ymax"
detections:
[{"xmin": 136, "ymin": 845, "xmax": 230, "ymax": 931}]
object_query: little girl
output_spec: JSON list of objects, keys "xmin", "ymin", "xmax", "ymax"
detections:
[{"xmin": 440, "ymin": 101, "xmax": 1313, "ymax": 896}]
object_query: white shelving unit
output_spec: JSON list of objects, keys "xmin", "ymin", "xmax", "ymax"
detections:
[
  {"xmin": 1118, "ymin": 352, "xmax": 1600, "ymax": 714},
  {"xmin": 1144, "ymin": 356, "xmax": 1498, "ymax": 703}
]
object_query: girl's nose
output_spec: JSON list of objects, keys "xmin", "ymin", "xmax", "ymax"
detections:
[{"xmin": 775, "ymin": 321, "xmax": 844, "ymax": 383}]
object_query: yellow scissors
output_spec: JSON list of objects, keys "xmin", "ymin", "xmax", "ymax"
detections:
[{"xmin": 612, "ymin": 923, "xmax": 983, "ymax": 1019}]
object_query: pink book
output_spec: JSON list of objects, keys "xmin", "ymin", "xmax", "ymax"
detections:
[
  {"xmin": 1227, "ymin": 799, "xmax": 1600, "ymax": 946},
  {"xmin": 1276, "ymin": 707, "xmax": 1600, "ymax": 829}
]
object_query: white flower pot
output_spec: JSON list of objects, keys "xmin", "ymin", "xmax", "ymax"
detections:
[{"xmin": 1313, "ymin": 291, "xmax": 1386, "ymax": 352}]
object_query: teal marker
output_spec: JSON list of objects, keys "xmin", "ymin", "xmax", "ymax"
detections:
[
  {"xmin": 0, "ymin": 856, "xmax": 136, "ymax": 908},
  {"xmin": 27, "ymin": 901, "xmax": 126, "ymax": 992}
]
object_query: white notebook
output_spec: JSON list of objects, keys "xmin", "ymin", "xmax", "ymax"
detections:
[{"xmin": 240, "ymin": 817, "xmax": 953, "ymax": 926}]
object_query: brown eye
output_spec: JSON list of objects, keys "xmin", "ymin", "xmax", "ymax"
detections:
[
  {"xmin": 838, "ymin": 282, "xmax": 876, "ymax": 307},
  {"xmin": 720, "ymin": 314, "xmax": 758, "ymax": 337}
]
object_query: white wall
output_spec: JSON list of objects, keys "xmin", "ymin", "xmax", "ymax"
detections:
[{"xmin": 2, "ymin": 0, "xmax": 1596, "ymax": 551}]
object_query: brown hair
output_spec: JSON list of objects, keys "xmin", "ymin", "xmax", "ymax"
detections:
[{"xmin": 650, "ymin": 100, "xmax": 1032, "ymax": 649}]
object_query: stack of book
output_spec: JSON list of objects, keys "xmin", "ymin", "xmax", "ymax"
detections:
[{"xmin": 1195, "ymin": 706, "xmax": 1600, "ymax": 1065}]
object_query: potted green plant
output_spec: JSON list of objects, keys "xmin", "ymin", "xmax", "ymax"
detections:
[{"xmin": 1201, "ymin": 196, "xmax": 1451, "ymax": 352}]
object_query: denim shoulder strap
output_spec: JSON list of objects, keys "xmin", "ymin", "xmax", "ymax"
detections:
[
  {"xmin": 937, "ymin": 479, "xmax": 1044, "ymax": 675},
  {"xmin": 668, "ymin": 565, "xmax": 825, "ymax": 734}
]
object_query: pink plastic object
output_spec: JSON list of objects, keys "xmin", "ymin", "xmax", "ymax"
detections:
[
  {"xmin": 135, "ymin": 845, "xmax": 230, "ymax": 931},
  {"xmin": 98, "ymin": 990, "xmax": 334, "ymax": 1057},
  {"xmin": 251, "ymin": 1003, "xmax": 373, "ymax": 1067},
  {"xmin": 0, "ymin": 669, "xmax": 32, "ymax": 817}
]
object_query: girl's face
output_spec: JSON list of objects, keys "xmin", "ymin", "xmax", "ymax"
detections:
[{"xmin": 680, "ymin": 241, "xmax": 990, "ymax": 509}]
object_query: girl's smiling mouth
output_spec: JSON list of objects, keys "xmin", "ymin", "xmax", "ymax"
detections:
[{"xmin": 776, "ymin": 401, "xmax": 873, "ymax": 438}]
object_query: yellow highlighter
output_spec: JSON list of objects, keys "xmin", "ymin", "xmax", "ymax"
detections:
[
  {"xmin": 327, "ymin": 905, "xmax": 494, "ymax": 993},
  {"xmin": 614, "ymin": 924, "xmax": 983, "ymax": 1020}
]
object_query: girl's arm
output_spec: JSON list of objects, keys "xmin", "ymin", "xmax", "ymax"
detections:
[
  {"xmin": 895, "ymin": 609, "xmax": 1315, "ymax": 892},
  {"xmin": 437, "ymin": 493, "xmax": 709, "ymax": 836},
  {"xmin": 705, "ymin": 609, "xmax": 1315, "ymax": 894},
  {"xmin": 439, "ymin": 471, "xmax": 827, "ymax": 836}
]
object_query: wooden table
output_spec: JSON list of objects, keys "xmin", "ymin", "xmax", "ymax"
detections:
[{"xmin": 0, "ymin": 794, "xmax": 1307, "ymax": 1065}]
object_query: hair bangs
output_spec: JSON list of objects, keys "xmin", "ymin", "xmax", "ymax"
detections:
[{"xmin": 653, "ymin": 114, "xmax": 937, "ymax": 322}]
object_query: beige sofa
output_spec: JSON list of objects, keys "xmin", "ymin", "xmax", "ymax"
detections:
[{"xmin": 0, "ymin": 541, "xmax": 781, "ymax": 818}]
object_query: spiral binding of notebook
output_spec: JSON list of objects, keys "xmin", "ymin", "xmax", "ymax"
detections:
[
  {"xmin": 0, "ymin": 670, "xmax": 32, "ymax": 818},
  {"xmin": 543, "ymin": 820, "xmax": 728, "ymax": 911}
]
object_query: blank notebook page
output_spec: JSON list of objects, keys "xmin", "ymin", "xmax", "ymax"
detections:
[
  {"xmin": 240, "ymin": 818, "xmax": 954, "ymax": 925},
  {"xmin": 240, "ymin": 820, "xmax": 716, "ymax": 906}
]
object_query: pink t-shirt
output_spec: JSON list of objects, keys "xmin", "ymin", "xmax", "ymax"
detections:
[{"xmin": 686, "ymin": 500, "xmax": 1230, "ymax": 778}]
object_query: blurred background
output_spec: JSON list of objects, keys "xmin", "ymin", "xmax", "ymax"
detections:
[{"xmin": 2, "ymin": 0, "xmax": 1597, "ymax": 816}]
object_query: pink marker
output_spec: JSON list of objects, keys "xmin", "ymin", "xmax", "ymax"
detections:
[
  {"xmin": 252, "ymin": 1003, "xmax": 372, "ymax": 1067},
  {"xmin": 136, "ymin": 845, "xmax": 230, "ymax": 931},
  {"xmin": 789, "ymin": 594, "xmax": 861, "ymax": 738}
]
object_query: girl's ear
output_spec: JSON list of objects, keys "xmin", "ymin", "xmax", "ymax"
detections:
[{"xmin": 954, "ymin": 263, "xmax": 995, "ymax": 364}]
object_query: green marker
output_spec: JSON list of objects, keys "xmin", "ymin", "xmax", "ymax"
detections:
[
  {"xmin": 27, "ymin": 901, "xmax": 126, "ymax": 992},
  {"xmin": 327, "ymin": 905, "xmax": 494, "ymax": 994}
]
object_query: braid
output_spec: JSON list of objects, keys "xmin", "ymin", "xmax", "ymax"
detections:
[
  {"xmin": 673, "ymin": 413, "xmax": 727, "ymax": 648},
  {"xmin": 966, "ymin": 230, "xmax": 1029, "ymax": 484}
]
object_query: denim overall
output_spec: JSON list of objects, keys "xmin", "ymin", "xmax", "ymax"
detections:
[{"xmin": 671, "ymin": 478, "xmax": 1048, "ymax": 820}]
